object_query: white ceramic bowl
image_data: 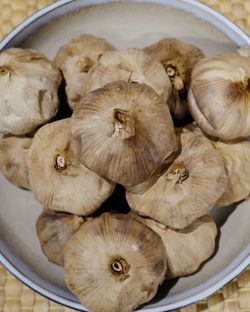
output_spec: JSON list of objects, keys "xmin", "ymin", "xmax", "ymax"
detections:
[{"xmin": 0, "ymin": 1, "xmax": 249, "ymax": 311}]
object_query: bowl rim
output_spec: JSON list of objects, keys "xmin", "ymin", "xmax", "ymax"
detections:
[{"xmin": 0, "ymin": 0, "xmax": 249, "ymax": 311}]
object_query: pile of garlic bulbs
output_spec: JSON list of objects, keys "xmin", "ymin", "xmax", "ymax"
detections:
[{"xmin": 0, "ymin": 34, "xmax": 249, "ymax": 312}]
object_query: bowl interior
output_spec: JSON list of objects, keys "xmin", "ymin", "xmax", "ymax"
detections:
[{"xmin": 0, "ymin": 1, "xmax": 249, "ymax": 311}]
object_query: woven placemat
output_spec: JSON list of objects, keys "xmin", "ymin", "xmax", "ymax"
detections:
[{"xmin": 0, "ymin": 1, "xmax": 249, "ymax": 311}]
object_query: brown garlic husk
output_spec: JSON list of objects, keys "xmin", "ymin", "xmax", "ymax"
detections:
[
  {"xmin": 131, "ymin": 213, "xmax": 217, "ymax": 279},
  {"xmin": 0, "ymin": 48, "xmax": 62, "ymax": 135},
  {"xmin": 36, "ymin": 209, "xmax": 86, "ymax": 266},
  {"xmin": 0, "ymin": 135, "xmax": 32, "ymax": 189},
  {"xmin": 126, "ymin": 127, "xmax": 227, "ymax": 229},
  {"xmin": 211, "ymin": 139, "xmax": 250, "ymax": 206},
  {"xmin": 71, "ymin": 81, "xmax": 178, "ymax": 187},
  {"xmin": 188, "ymin": 52, "xmax": 250, "ymax": 140},
  {"xmin": 144, "ymin": 38, "xmax": 204, "ymax": 120},
  {"xmin": 63, "ymin": 213, "xmax": 167, "ymax": 312},
  {"xmin": 54, "ymin": 34, "xmax": 115, "ymax": 110},
  {"xmin": 27, "ymin": 119, "xmax": 115, "ymax": 215},
  {"xmin": 84, "ymin": 48, "xmax": 172, "ymax": 102}
]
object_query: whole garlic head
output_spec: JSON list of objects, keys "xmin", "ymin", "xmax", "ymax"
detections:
[
  {"xmin": 188, "ymin": 52, "xmax": 250, "ymax": 140},
  {"xmin": 63, "ymin": 213, "xmax": 167, "ymax": 312},
  {"xmin": 126, "ymin": 127, "xmax": 227, "ymax": 229},
  {"xmin": 85, "ymin": 48, "xmax": 172, "ymax": 102},
  {"xmin": 0, "ymin": 48, "xmax": 62, "ymax": 135},
  {"xmin": 144, "ymin": 38, "xmax": 204, "ymax": 120},
  {"xmin": 55, "ymin": 34, "xmax": 115, "ymax": 110},
  {"xmin": 0, "ymin": 135, "xmax": 32, "ymax": 189},
  {"xmin": 27, "ymin": 119, "xmax": 115, "ymax": 215},
  {"xmin": 71, "ymin": 81, "xmax": 178, "ymax": 187}
]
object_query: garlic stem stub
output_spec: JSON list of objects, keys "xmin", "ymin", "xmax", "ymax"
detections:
[
  {"xmin": 0, "ymin": 135, "xmax": 32, "ymax": 189},
  {"xmin": 70, "ymin": 81, "xmax": 178, "ymax": 186},
  {"xmin": 144, "ymin": 38, "xmax": 204, "ymax": 120},
  {"xmin": 36, "ymin": 209, "xmax": 86, "ymax": 266},
  {"xmin": 126, "ymin": 127, "xmax": 227, "ymax": 229},
  {"xmin": 27, "ymin": 119, "xmax": 115, "ymax": 215},
  {"xmin": 63, "ymin": 213, "xmax": 167, "ymax": 312},
  {"xmin": 188, "ymin": 52, "xmax": 250, "ymax": 140},
  {"xmin": 54, "ymin": 34, "xmax": 116, "ymax": 110},
  {"xmin": 84, "ymin": 48, "xmax": 172, "ymax": 102},
  {"xmin": 0, "ymin": 48, "xmax": 62, "ymax": 135}
]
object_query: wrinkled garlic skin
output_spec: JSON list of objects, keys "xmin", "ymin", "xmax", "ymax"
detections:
[
  {"xmin": 188, "ymin": 53, "xmax": 250, "ymax": 140},
  {"xmin": 212, "ymin": 140, "xmax": 250, "ymax": 206},
  {"xmin": 131, "ymin": 213, "xmax": 217, "ymax": 279},
  {"xmin": 71, "ymin": 81, "xmax": 178, "ymax": 187},
  {"xmin": 0, "ymin": 135, "xmax": 32, "ymax": 189},
  {"xmin": 36, "ymin": 209, "xmax": 85, "ymax": 266},
  {"xmin": 63, "ymin": 213, "xmax": 167, "ymax": 312},
  {"xmin": 126, "ymin": 128, "xmax": 227, "ymax": 229},
  {"xmin": 0, "ymin": 48, "xmax": 61, "ymax": 135},
  {"xmin": 55, "ymin": 34, "xmax": 115, "ymax": 110},
  {"xmin": 27, "ymin": 119, "xmax": 115, "ymax": 215},
  {"xmin": 85, "ymin": 48, "xmax": 172, "ymax": 102},
  {"xmin": 144, "ymin": 38, "xmax": 204, "ymax": 120}
]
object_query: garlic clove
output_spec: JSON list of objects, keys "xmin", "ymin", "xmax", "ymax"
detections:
[
  {"xmin": 144, "ymin": 38, "xmax": 204, "ymax": 120},
  {"xmin": 36, "ymin": 209, "xmax": 86, "ymax": 266},
  {"xmin": 55, "ymin": 34, "xmax": 115, "ymax": 110},
  {"xmin": 84, "ymin": 48, "xmax": 172, "ymax": 102},
  {"xmin": 188, "ymin": 52, "xmax": 250, "ymax": 140},
  {"xmin": 27, "ymin": 119, "xmax": 115, "ymax": 215},
  {"xmin": 0, "ymin": 135, "xmax": 32, "ymax": 189},
  {"xmin": 0, "ymin": 48, "xmax": 62, "ymax": 135},
  {"xmin": 71, "ymin": 81, "xmax": 178, "ymax": 187},
  {"xmin": 126, "ymin": 127, "xmax": 227, "ymax": 229},
  {"xmin": 63, "ymin": 213, "xmax": 167, "ymax": 312}
]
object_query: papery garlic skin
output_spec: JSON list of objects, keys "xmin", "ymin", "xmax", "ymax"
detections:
[
  {"xmin": 27, "ymin": 119, "xmax": 115, "ymax": 215},
  {"xmin": 126, "ymin": 127, "xmax": 227, "ymax": 229},
  {"xmin": 85, "ymin": 48, "xmax": 172, "ymax": 102},
  {"xmin": 0, "ymin": 48, "xmax": 61, "ymax": 135},
  {"xmin": 237, "ymin": 47, "xmax": 250, "ymax": 58},
  {"xmin": 188, "ymin": 53, "xmax": 250, "ymax": 140},
  {"xmin": 144, "ymin": 38, "xmax": 204, "ymax": 120},
  {"xmin": 0, "ymin": 135, "xmax": 32, "ymax": 189},
  {"xmin": 55, "ymin": 34, "xmax": 115, "ymax": 110},
  {"xmin": 71, "ymin": 81, "xmax": 178, "ymax": 187},
  {"xmin": 63, "ymin": 213, "xmax": 167, "ymax": 312}
]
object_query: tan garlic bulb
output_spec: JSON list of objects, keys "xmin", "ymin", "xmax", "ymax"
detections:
[
  {"xmin": 188, "ymin": 52, "xmax": 250, "ymax": 140},
  {"xmin": 212, "ymin": 140, "xmax": 250, "ymax": 206},
  {"xmin": 144, "ymin": 38, "xmax": 204, "ymax": 119},
  {"xmin": 131, "ymin": 213, "xmax": 217, "ymax": 278},
  {"xmin": 36, "ymin": 209, "xmax": 86, "ymax": 265},
  {"xmin": 85, "ymin": 48, "xmax": 172, "ymax": 101},
  {"xmin": 71, "ymin": 81, "xmax": 178, "ymax": 187},
  {"xmin": 0, "ymin": 48, "xmax": 61, "ymax": 135},
  {"xmin": 126, "ymin": 127, "xmax": 227, "ymax": 229},
  {"xmin": 27, "ymin": 119, "xmax": 115, "ymax": 215},
  {"xmin": 55, "ymin": 34, "xmax": 115, "ymax": 109},
  {"xmin": 63, "ymin": 213, "xmax": 167, "ymax": 312},
  {"xmin": 0, "ymin": 135, "xmax": 32, "ymax": 189}
]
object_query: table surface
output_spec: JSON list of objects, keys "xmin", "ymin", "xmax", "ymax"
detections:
[{"xmin": 0, "ymin": 1, "xmax": 249, "ymax": 311}]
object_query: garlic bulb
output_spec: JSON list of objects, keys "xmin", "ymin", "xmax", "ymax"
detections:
[
  {"xmin": 131, "ymin": 213, "xmax": 217, "ymax": 278},
  {"xmin": 55, "ymin": 34, "xmax": 115, "ymax": 110},
  {"xmin": 63, "ymin": 213, "xmax": 167, "ymax": 312},
  {"xmin": 212, "ymin": 139, "xmax": 250, "ymax": 206},
  {"xmin": 188, "ymin": 52, "xmax": 250, "ymax": 140},
  {"xmin": 71, "ymin": 81, "xmax": 178, "ymax": 187},
  {"xmin": 0, "ymin": 135, "xmax": 32, "ymax": 189},
  {"xmin": 144, "ymin": 38, "xmax": 204, "ymax": 120},
  {"xmin": 85, "ymin": 48, "xmax": 172, "ymax": 101},
  {"xmin": 0, "ymin": 48, "xmax": 62, "ymax": 135},
  {"xmin": 36, "ymin": 209, "xmax": 86, "ymax": 265},
  {"xmin": 27, "ymin": 119, "xmax": 115, "ymax": 215},
  {"xmin": 126, "ymin": 127, "xmax": 227, "ymax": 229}
]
